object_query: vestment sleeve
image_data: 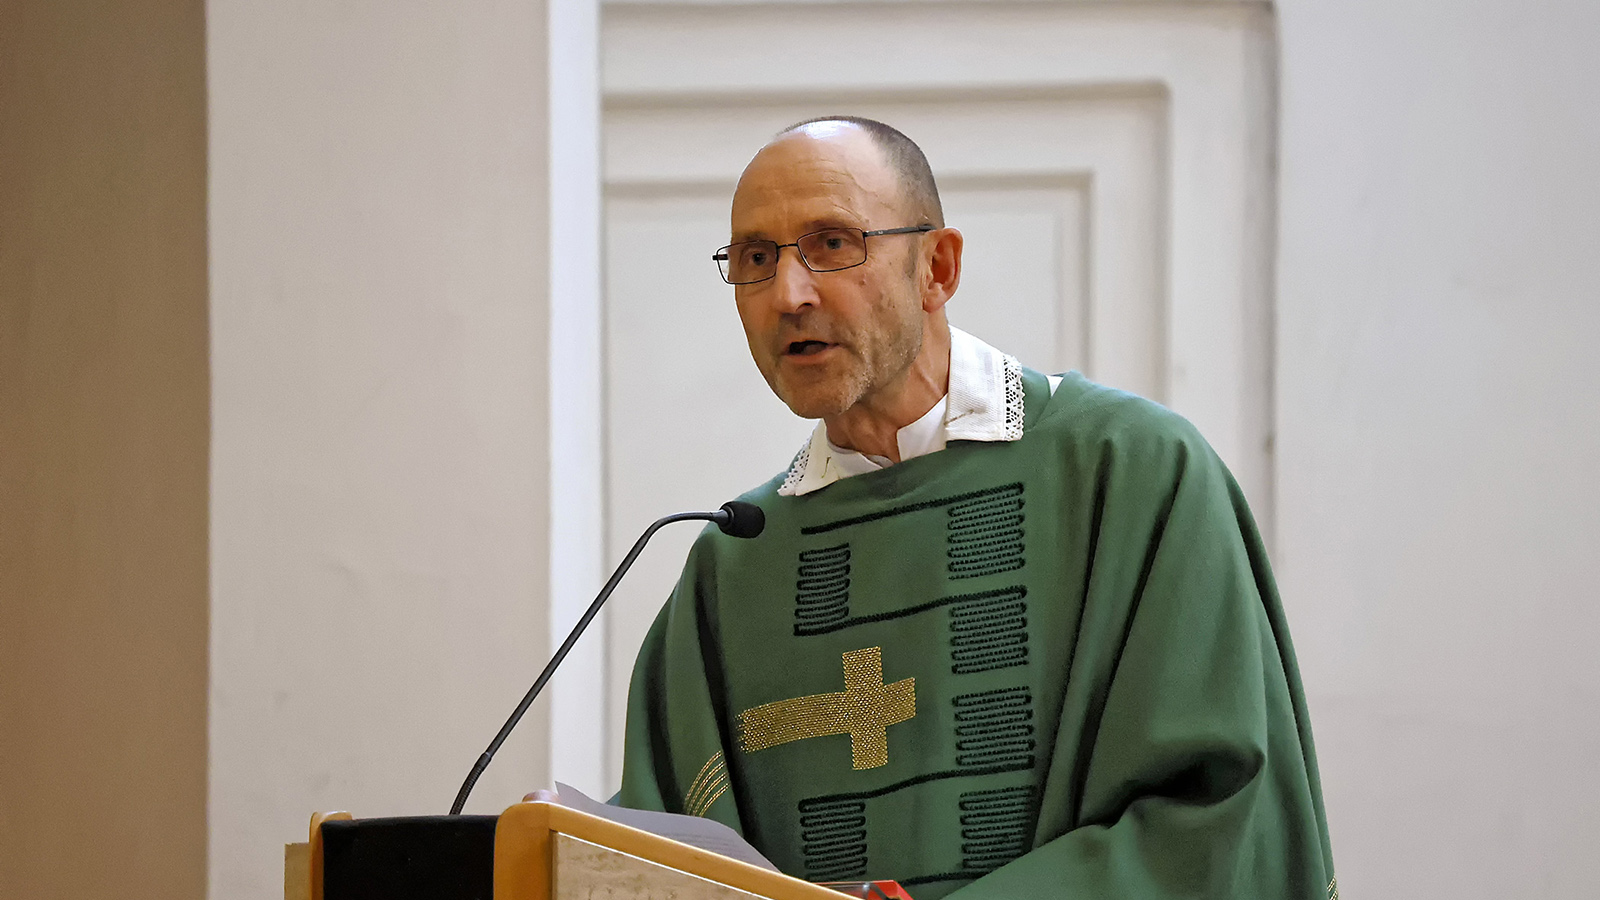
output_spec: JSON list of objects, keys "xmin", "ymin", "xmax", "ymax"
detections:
[
  {"xmin": 617, "ymin": 535, "xmax": 745, "ymax": 832},
  {"xmin": 945, "ymin": 422, "xmax": 1336, "ymax": 900}
]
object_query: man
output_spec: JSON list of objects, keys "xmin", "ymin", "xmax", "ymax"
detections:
[{"xmin": 617, "ymin": 117, "xmax": 1336, "ymax": 900}]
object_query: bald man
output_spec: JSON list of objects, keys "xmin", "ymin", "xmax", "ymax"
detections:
[{"xmin": 616, "ymin": 118, "xmax": 1336, "ymax": 900}]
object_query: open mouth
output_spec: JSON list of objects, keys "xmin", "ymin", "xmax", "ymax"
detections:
[{"xmin": 786, "ymin": 340, "xmax": 833, "ymax": 357}]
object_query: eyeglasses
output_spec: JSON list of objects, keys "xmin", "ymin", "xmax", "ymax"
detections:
[{"xmin": 713, "ymin": 225, "xmax": 935, "ymax": 285}]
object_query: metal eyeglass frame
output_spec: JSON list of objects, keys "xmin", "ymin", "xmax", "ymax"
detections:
[{"xmin": 712, "ymin": 224, "xmax": 936, "ymax": 285}]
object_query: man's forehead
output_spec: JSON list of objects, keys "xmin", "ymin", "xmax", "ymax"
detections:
[{"xmin": 731, "ymin": 128, "xmax": 898, "ymax": 236}]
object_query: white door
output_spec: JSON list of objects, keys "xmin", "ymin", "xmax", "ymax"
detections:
[{"xmin": 596, "ymin": 0, "xmax": 1277, "ymax": 786}]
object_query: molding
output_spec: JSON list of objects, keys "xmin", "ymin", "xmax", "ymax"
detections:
[
  {"xmin": 605, "ymin": 0, "xmax": 1267, "ymax": 7},
  {"xmin": 604, "ymin": 82, "xmax": 1171, "ymax": 110}
]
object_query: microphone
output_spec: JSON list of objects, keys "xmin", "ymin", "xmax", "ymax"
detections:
[
  {"xmin": 712, "ymin": 500, "xmax": 765, "ymax": 539},
  {"xmin": 448, "ymin": 500, "xmax": 765, "ymax": 815}
]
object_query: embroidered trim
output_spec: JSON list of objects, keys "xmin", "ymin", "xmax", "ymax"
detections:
[
  {"xmin": 793, "ymin": 543, "xmax": 852, "ymax": 636},
  {"xmin": 1328, "ymin": 876, "xmax": 1339, "ymax": 900},
  {"xmin": 683, "ymin": 751, "xmax": 730, "ymax": 818},
  {"xmin": 696, "ymin": 778, "xmax": 731, "ymax": 818},
  {"xmin": 952, "ymin": 687, "xmax": 1036, "ymax": 768},
  {"xmin": 1002, "ymin": 353, "xmax": 1024, "ymax": 440},
  {"xmin": 957, "ymin": 784, "xmax": 1039, "ymax": 872},
  {"xmin": 948, "ymin": 588, "xmax": 1030, "ymax": 674},
  {"xmin": 946, "ymin": 483, "xmax": 1026, "ymax": 581},
  {"xmin": 737, "ymin": 647, "xmax": 916, "ymax": 770},
  {"xmin": 797, "ymin": 797, "xmax": 870, "ymax": 881}
]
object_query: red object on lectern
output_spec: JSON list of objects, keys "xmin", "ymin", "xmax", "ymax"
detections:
[{"xmin": 819, "ymin": 881, "xmax": 915, "ymax": 900}]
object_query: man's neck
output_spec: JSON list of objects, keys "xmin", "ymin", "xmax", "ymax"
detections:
[{"xmin": 824, "ymin": 320, "xmax": 952, "ymax": 463}]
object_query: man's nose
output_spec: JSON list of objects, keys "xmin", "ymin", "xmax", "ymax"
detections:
[{"xmin": 770, "ymin": 248, "xmax": 819, "ymax": 314}]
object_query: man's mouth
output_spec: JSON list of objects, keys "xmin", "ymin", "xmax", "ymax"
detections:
[{"xmin": 786, "ymin": 340, "xmax": 833, "ymax": 357}]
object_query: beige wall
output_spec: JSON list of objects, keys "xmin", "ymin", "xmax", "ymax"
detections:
[
  {"xmin": 0, "ymin": 1, "xmax": 211, "ymax": 899},
  {"xmin": 1277, "ymin": 2, "xmax": 1600, "ymax": 897},
  {"xmin": 205, "ymin": 1, "xmax": 561, "ymax": 897}
]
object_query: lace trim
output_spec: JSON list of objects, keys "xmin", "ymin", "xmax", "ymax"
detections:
[
  {"xmin": 1002, "ymin": 353, "xmax": 1025, "ymax": 440},
  {"xmin": 780, "ymin": 357, "xmax": 1024, "ymax": 494},
  {"xmin": 780, "ymin": 440, "xmax": 811, "ymax": 494}
]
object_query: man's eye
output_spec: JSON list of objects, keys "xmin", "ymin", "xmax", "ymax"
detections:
[
  {"xmin": 825, "ymin": 237, "xmax": 845, "ymax": 251},
  {"xmin": 746, "ymin": 250, "xmax": 769, "ymax": 266}
]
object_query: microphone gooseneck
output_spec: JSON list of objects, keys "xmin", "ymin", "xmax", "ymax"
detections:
[{"xmin": 448, "ymin": 502, "xmax": 762, "ymax": 815}]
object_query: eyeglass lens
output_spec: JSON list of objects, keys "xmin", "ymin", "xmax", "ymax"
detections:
[{"xmin": 719, "ymin": 229, "xmax": 868, "ymax": 284}]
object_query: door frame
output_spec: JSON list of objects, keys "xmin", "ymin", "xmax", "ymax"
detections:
[{"xmin": 577, "ymin": 0, "xmax": 1279, "ymax": 786}]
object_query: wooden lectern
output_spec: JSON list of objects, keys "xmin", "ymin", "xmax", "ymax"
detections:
[{"xmin": 286, "ymin": 802, "xmax": 846, "ymax": 900}]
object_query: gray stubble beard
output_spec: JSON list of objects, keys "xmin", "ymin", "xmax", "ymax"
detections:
[{"xmin": 777, "ymin": 301, "xmax": 924, "ymax": 423}]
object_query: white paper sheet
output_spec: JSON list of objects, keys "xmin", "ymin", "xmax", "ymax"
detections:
[{"xmin": 554, "ymin": 782, "xmax": 780, "ymax": 872}]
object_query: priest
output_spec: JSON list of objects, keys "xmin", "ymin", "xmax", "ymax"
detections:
[{"xmin": 617, "ymin": 116, "xmax": 1337, "ymax": 900}]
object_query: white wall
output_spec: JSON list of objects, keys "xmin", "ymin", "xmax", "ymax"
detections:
[
  {"xmin": 207, "ymin": 2, "xmax": 585, "ymax": 897},
  {"xmin": 1276, "ymin": 2, "xmax": 1600, "ymax": 897}
]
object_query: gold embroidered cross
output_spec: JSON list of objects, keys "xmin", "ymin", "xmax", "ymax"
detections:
[{"xmin": 737, "ymin": 647, "xmax": 916, "ymax": 770}]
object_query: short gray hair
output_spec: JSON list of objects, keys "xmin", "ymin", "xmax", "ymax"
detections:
[{"xmin": 779, "ymin": 116, "xmax": 945, "ymax": 228}]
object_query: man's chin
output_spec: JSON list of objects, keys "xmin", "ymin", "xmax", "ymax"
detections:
[
  {"xmin": 762, "ymin": 356, "xmax": 865, "ymax": 420},
  {"xmin": 781, "ymin": 394, "xmax": 850, "ymax": 421},
  {"xmin": 774, "ymin": 381, "xmax": 856, "ymax": 421}
]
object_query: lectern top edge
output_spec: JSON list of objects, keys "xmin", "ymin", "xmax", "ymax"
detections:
[
  {"xmin": 296, "ymin": 802, "xmax": 843, "ymax": 900},
  {"xmin": 497, "ymin": 801, "xmax": 841, "ymax": 900}
]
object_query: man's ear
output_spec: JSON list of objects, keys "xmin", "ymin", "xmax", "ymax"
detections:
[{"xmin": 921, "ymin": 227, "xmax": 963, "ymax": 313}]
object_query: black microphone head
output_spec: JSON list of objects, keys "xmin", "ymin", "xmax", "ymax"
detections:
[{"xmin": 716, "ymin": 501, "xmax": 765, "ymax": 539}]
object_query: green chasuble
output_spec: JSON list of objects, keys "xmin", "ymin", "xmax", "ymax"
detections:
[{"xmin": 619, "ymin": 369, "xmax": 1336, "ymax": 900}]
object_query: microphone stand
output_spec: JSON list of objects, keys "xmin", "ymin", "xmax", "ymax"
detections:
[{"xmin": 448, "ymin": 506, "xmax": 756, "ymax": 815}]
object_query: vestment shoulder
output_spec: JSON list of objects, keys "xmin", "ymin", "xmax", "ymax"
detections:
[{"xmin": 1031, "ymin": 370, "xmax": 1217, "ymax": 471}]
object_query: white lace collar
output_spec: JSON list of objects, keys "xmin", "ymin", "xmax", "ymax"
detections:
[{"xmin": 778, "ymin": 326, "xmax": 1026, "ymax": 497}]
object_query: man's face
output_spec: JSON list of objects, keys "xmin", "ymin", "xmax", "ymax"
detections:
[{"xmin": 729, "ymin": 126, "xmax": 927, "ymax": 420}]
